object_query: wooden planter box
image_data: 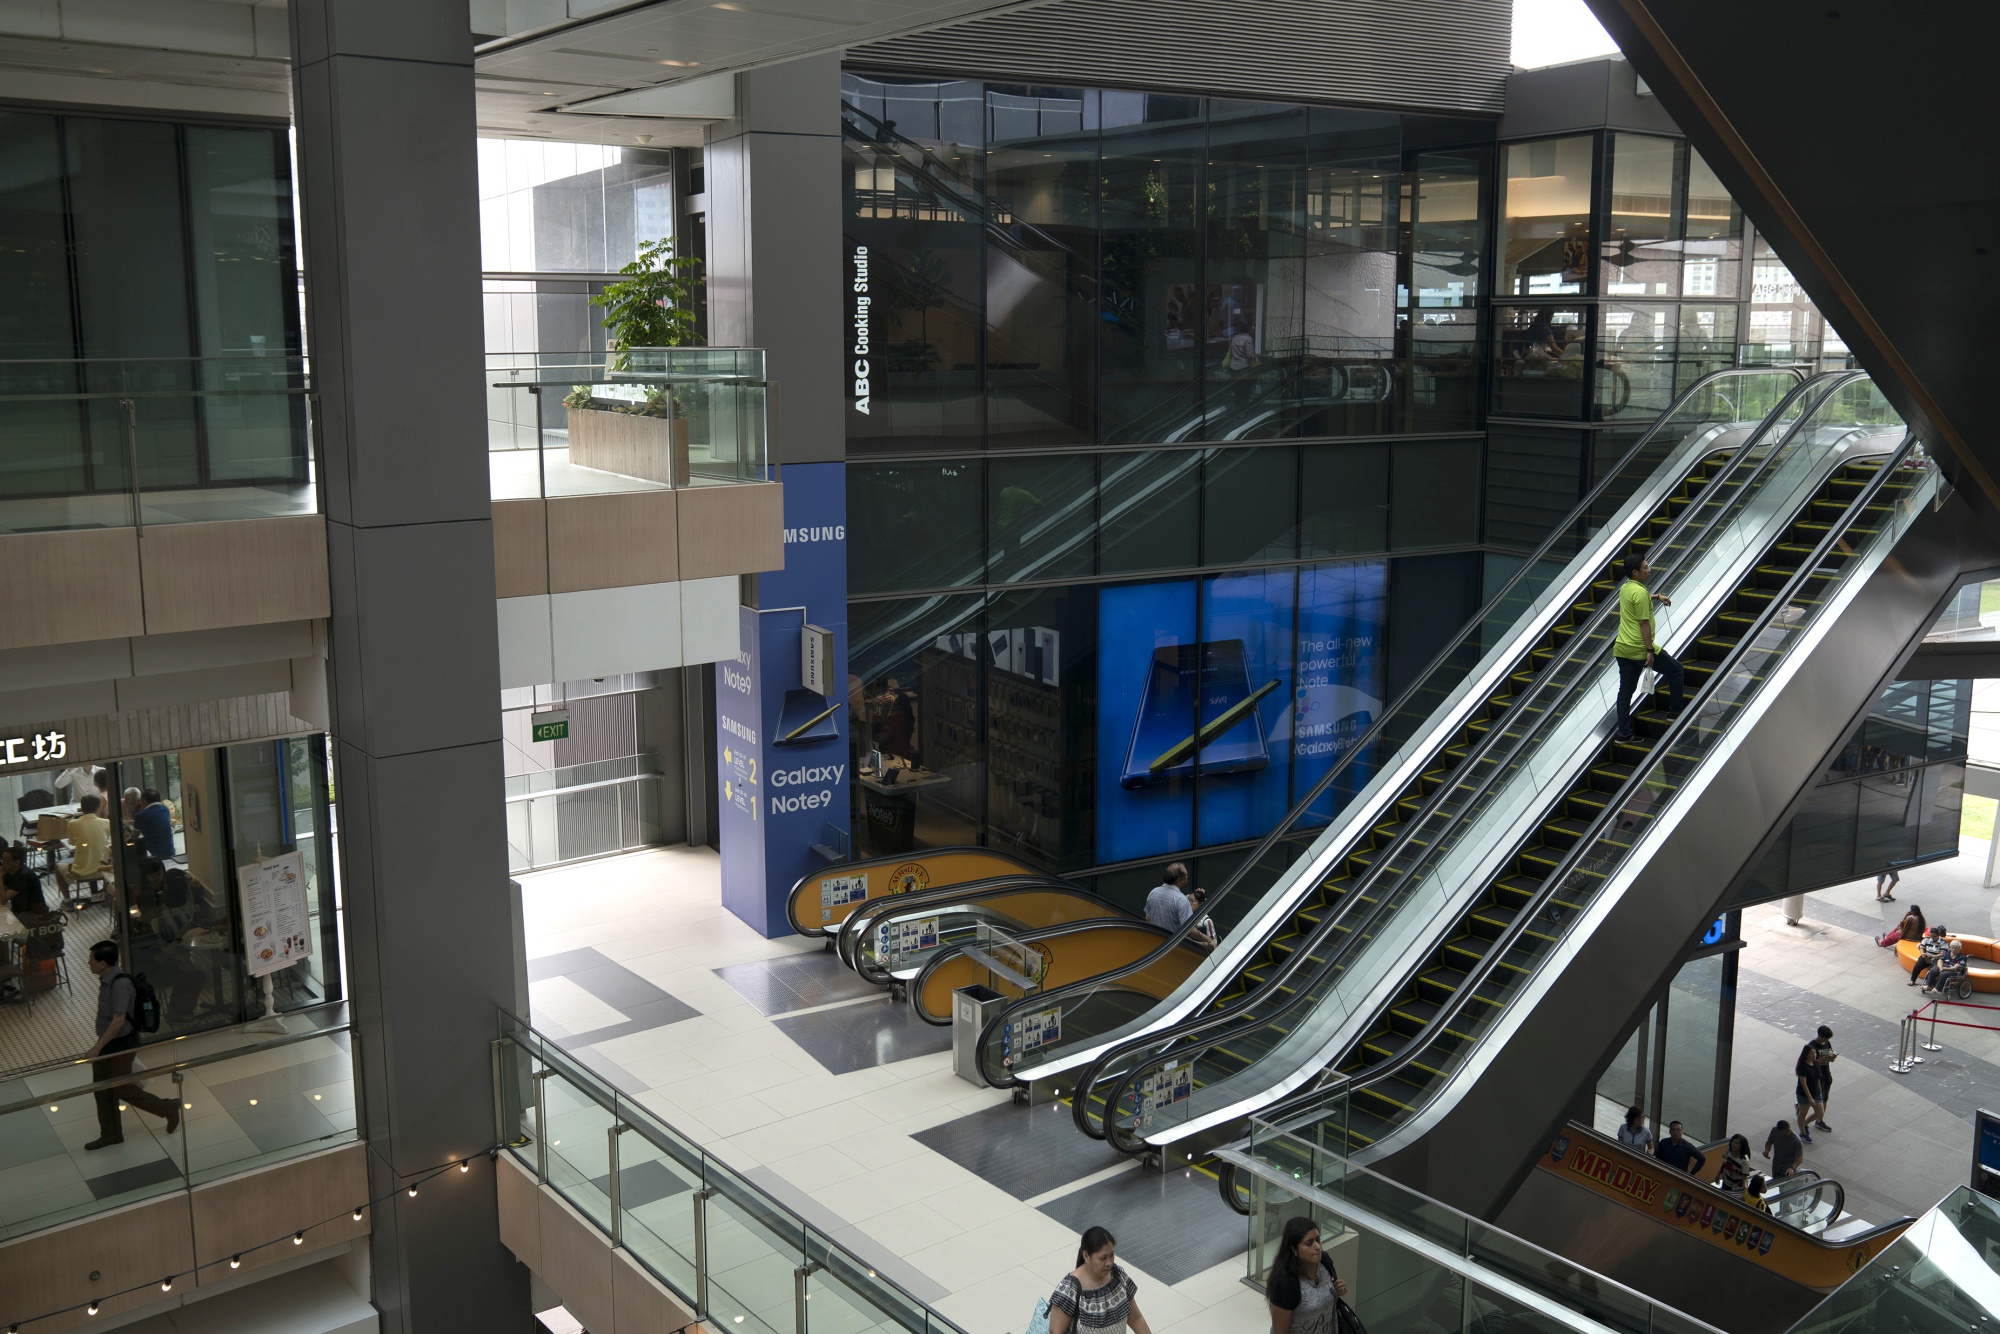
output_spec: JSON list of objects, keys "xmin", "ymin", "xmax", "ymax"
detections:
[{"xmin": 565, "ymin": 406, "xmax": 690, "ymax": 486}]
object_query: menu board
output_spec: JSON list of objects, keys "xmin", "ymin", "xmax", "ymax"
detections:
[{"xmin": 236, "ymin": 851, "xmax": 313, "ymax": 978}]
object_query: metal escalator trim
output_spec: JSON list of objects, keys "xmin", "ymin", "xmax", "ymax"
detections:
[
  {"xmin": 785, "ymin": 845, "xmax": 1054, "ymax": 936},
  {"xmin": 981, "ymin": 370, "xmax": 1803, "ymax": 1086},
  {"xmin": 836, "ymin": 873, "xmax": 1107, "ymax": 971},
  {"xmin": 1343, "ymin": 433, "xmax": 1932, "ymax": 1159},
  {"xmin": 1085, "ymin": 382, "xmax": 1863, "ymax": 1144},
  {"xmin": 852, "ymin": 885, "xmax": 1135, "ymax": 982},
  {"xmin": 908, "ymin": 918, "xmax": 1199, "ymax": 1024}
]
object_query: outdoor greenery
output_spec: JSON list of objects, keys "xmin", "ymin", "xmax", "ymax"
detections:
[
  {"xmin": 564, "ymin": 384, "xmax": 688, "ymax": 419},
  {"xmin": 590, "ymin": 236, "xmax": 704, "ymax": 365}
]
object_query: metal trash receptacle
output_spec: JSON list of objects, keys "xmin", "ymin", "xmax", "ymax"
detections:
[{"xmin": 952, "ymin": 985, "xmax": 1007, "ymax": 1086}]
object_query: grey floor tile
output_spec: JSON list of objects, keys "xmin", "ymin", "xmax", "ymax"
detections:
[
  {"xmin": 915, "ymin": 1101, "xmax": 1129, "ymax": 1200},
  {"xmin": 1039, "ymin": 1163, "xmax": 1246, "ymax": 1285},
  {"xmin": 773, "ymin": 1000, "xmax": 948, "ymax": 1075},
  {"xmin": 85, "ymin": 1156, "xmax": 182, "ymax": 1200},
  {"xmin": 528, "ymin": 948, "xmax": 611, "ymax": 982},
  {"xmin": 591, "ymin": 1158, "xmax": 696, "ymax": 1212},
  {"xmin": 716, "ymin": 953, "xmax": 877, "ymax": 1018},
  {"xmin": 566, "ymin": 1045, "xmax": 645, "ymax": 1094},
  {"xmin": 0, "ymin": 1112, "xmax": 65, "ymax": 1172},
  {"xmin": 562, "ymin": 994, "xmax": 701, "ymax": 1048}
]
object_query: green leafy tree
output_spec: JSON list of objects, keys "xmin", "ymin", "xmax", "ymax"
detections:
[{"xmin": 590, "ymin": 237, "xmax": 704, "ymax": 366}]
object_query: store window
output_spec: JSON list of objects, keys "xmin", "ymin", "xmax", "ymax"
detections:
[
  {"xmin": 846, "ymin": 461, "xmax": 984, "ymax": 594},
  {"xmin": 988, "ymin": 454, "xmax": 1095, "ymax": 583},
  {"xmin": 1596, "ymin": 302, "xmax": 1676, "ymax": 421},
  {"xmin": 1681, "ymin": 150, "xmax": 1743, "ymax": 301},
  {"xmin": 1498, "ymin": 136, "xmax": 1593, "ymax": 298},
  {"xmin": 986, "ymin": 584, "xmax": 1099, "ymax": 870},
  {"xmin": 1492, "ymin": 304, "xmax": 1587, "ymax": 417},
  {"xmin": 848, "ymin": 595, "xmax": 986, "ymax": 859}
]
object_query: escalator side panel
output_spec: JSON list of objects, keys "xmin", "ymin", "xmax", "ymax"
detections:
[
  {"xmin": 1374, "ymin": 486, "xmax": 1994, "ymax": 1217},
  {"xmin": 787, "ymin": 848, "xmax": 1048, "ymax": 935},
  {"xmin": 913, "ymin": 924, "xmax": 1204, "ymax": 1023}
]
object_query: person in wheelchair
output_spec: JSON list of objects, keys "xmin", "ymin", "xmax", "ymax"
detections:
[{"xmin": 1924, "ymin": 938, "xmax": 1971, "ymax": 996}]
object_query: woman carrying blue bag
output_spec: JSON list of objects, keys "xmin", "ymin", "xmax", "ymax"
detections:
[{"xmin": 1028, "ymin": 1227, "xmax": 1152, "ymax": 1334}]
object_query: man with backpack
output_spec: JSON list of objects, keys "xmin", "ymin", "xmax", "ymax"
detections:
[{"xmin": 82, "ymin": 940, "xmax": 178, "ymax": 1149}]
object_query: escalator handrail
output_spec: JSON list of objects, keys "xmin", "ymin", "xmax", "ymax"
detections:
[
  {"xmin": 1280, "ymin": 423, "xmax": 1926, "ymax": 1151},
  {"xmin": 784, "ymin": 844, "xmax": 1050, "ymax": 936},
  {"xmin": 907, "ymin": 916, "xmax": 1188, "ymax": 1025},
  {"xmin": 1769, "ymin": 1172, "xmax": 1843, "ymax": 1229},
  {"xmin": 1079, "ymin": 374, "xmax": 1860, "ymax": 1143},
  {"xmin": 850, "ymin": 884, "xmax": 1135, "ymax": 987},
  {"xmin": 975, "ymin": 366, "xmax": 1808, "ymax": 1087},
  {"xmin": 837, "ymin": 873, "xmax": 1106, "ymax": 970}
]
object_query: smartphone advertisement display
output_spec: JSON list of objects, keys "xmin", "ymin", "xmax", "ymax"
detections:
[{"xmin": 1095, "ymin": 560, "xmax": 1385, "ymax": 864}]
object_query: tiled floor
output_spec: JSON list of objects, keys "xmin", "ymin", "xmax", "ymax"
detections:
[
  {"xmin": 0, "ymin": 1015, "xmax": 356, "ymax": 1240},
  {"xmin": 1721, "ymin": 837, "xmax": 2000, "ymax": 1223},
  {"xmin": 518, "ymin": 848, "xmax": 1268, "ymax": 1334},
  {"xmin": 0, "ymin": 901, "xmax": 116, "ymax": 1074}
]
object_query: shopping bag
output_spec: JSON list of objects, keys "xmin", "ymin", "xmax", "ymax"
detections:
[
  {"xmin": 1336, "ymin": 1297, "xmax": 1369, "ymax": 1334},
  {"xmin": 1024, "ymin": 1297, "xmax": 1052, "ymax": 1334}
]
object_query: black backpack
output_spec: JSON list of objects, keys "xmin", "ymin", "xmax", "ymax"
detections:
[{"xmin": 128, "ymin": 972, "xmax": 162, "ymax": 1034}]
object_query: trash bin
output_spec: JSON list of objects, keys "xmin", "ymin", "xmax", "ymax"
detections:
[{"xmin": 952, "ymin": 984, "xmax": 1006, "ymax": 1086}]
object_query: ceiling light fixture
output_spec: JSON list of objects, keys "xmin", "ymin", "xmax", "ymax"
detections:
[{"xmin": 229, "ymin": 1256, "xmax": 242, "ymax": 1269}]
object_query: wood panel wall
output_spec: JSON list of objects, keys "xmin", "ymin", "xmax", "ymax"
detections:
[
  {"xmin": 677, "ymin": 482, "xmax": 784, "ymax": 580},
  {"xmin": 490, "ymin": 480, "xmax": 783, "ymax": 596}
]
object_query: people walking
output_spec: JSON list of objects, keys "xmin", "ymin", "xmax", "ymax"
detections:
[
  {"xmin": 1876, "ymin": 867, "xmax": 1900, "ymax": 901},
  {"xmin": 1046, "ymin": 1227, "xmax": 1150, "ymax": 1334},
  {"xmin": 81, "ymin": 941, "xmax": 179, "ymax": 1149},
  {"xmin": 1655, "ymin": 1120, "xmax": 1707, "ymax": 1176},
  {"xmin": 1793, "ymin": 1030, "xmax": 1832, "ymax": 1141},
  {"xmin": 1762, "ymin": 1120, "xmax": 1804, "ymax": 1179},
  {"xmin": 1266, "ymin": 1216, "xmax": 1349, "ymax": 1334}
]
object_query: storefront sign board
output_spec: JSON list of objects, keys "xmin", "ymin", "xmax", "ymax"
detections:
[{"xmin": 236, "ymin": 850, "xmax": 313, "ymax": 978}]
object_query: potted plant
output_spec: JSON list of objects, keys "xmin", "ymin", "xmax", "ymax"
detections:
[
  {"xmin": 590, "ymin": 237, "xmax": 703, "ymax": 370},
  {"xmin": 561, "ymin": 238, "xmax": 703, "ymax": 485}
]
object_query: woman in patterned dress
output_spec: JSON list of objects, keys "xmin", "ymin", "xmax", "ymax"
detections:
[{"xmin": 1048, "ymin": 1227, "xmax": 1152, "ymax": 1334}]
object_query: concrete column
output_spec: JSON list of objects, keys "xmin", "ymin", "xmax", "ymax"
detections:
[{"xmin": 290, "ymin": 4, "xmax": 528, "ymax": 1330}]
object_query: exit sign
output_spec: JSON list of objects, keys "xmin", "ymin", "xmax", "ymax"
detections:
[{"xmin": 531, "ymin": 709, "xmax": 570, "ymax": 743}]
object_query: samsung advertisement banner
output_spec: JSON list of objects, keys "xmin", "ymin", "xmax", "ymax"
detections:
[
  {"xmin": 1095, "ymin": 561, "xmax": 1385, "ymax": 865},
  {"xmin": 719, "ymin": 461, "xmax": 853, "ymax": 938}
]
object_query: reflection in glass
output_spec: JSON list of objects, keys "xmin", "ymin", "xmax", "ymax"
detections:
[
  {"xmin": 1205, "ymin": 102, "xmax": 1309, "ymax": 440},
  {"xmin": 1596, "ymin": 302, "xmax": 1675, "ymax": 421},
  {"xmin": 846, "ymin": 595, "xmax": 985, "ymax": 858},
  {"xmin": 1099, "ymin": 451, "xmax": 1199, "ymax": 574},
  {"xmin": 1601, "ymin": 134, "xmax": 1682, "ymax": 297},
  {"xmin": 1300, "ymin": 442, "xmax": 1388, "ymax": 557},
  {"xmin": 1682, "ymin": 149, "xmax": 1743, "ymax": 300},
  {"xmin": 1658, "ymin": 953, "xmax": 1725, "ymax": 1141},
  {"xmin": 985, "ymin": 584, "xmax": 1098, "ymax": 871},
  {"xmin": 985, "ymin": 86, "xmax": 1098, "ymax": 450},
  {"xmin": 1203, "ymin": 446, "xmax": 1298, "ymax": 565},
  {"xmin": 846, "ymin": 461, "xmax": 984, "ymax": 594},
  {"xmin": 1390, "ymin": 439, "xmax": 1482, "ymax": 550},
  {"xmin": 1295, "ymin": 114, "xmax": 1400, "ymax": 439},
  {"xmin": 988, "ymin": 453, "xmax": 1095, "ymax": 582},
  {"xmin": 1492, "ymin": 304, "xmax": 1586, "ymax": 417},
  {"xmin": 1498, "ymin": 136, "xmax": 1593, "ymax": 297}
]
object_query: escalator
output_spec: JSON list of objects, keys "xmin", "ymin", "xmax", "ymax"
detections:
[
  {"xmin": 909, "ymin": 918, "xmax": 1210, "ymax": 1026},
  {"xmin": 1076, "ymin": 374, "xmax": 1933, "ymax": 1176},
  {"xmin": 839, "ymin": 877, "xmax": 1140, "ymax": 988},
  {"xmin": 958, "ymin": 369, "xmax": 1808, "ymax": 1095},
  {"xmin": 785, "ymin": 848, "xmax": 1052, "ymax": 939}
]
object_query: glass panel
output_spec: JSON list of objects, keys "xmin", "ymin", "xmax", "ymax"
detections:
[
  {"xmin": 848, "ymin": 596, "xmax": 985, "ymax": 858},
  {"xmin": 847, "ymin": 462, "xmax": 984, "ymax": 595},
  {"xmin": 984, "ymin": 86, "xmax": 1097, "ymax": 451},
  {"xmin": 1197, "ymin": 568, "xmax": 1297, "ymax": 843},
  {"xmin": 542, "ymin": 1070, "xmax": 616, "ymax": 1230},
  {"xmin": 1093, "ymin": 578, "xmax": 1196, "ymax": 864},
  {"xmin": 1682, "ymin": 149, "xmax": 1742, "ymax": 300},
  {"xmin": 1408, "ymin": 150, "xmax": 1484, "ymax": 311},
  {"xmin": 985, "ymin": 584, "xmax": 1098, "ymax": 871},
  {"xmin": 806, "ymin": 1229, "xmax": 929, "ymax": 1334},
  {"xmin": 614, "ymin": 1111, "xmax": 703, "ymax": 1297},
  {"xmin": 1493, "ymin": 304, "xmax": 1586, "ymax": 417},
  {"xmin": 1658, "ymin": 954, "xmax": 1724, "ymax": 1143},
  {"xmin": 0, "ymin": 111, "xmax": 88, "ymax": 501},
  {"xmin": 988, "ymin": 454, "xmax": 1094, "ymax": 582},
  {"xmin": 1294, "ymin": 111, "xmax": 1400, "ymax": 440},
  {"xmin": 1601, "ymin": 133, "xmax": 1681, "ymax": 298},
  {"xmin": 1856, "ymin": 772, "xmax": 1921, "ymax": 871},
  {"xmin": 703, "ymin": 1168, "xmax": 806, "ymax": 1334},
  {"xmin": 840, "ymin": 78, "xmax": 985, "ymax": 454},
  {"xmin": 1099, "ymin": 451, "xmax": 1199, "ymax": 574},
  {"xmin": 1098, "ymin": 94, "xmax": 1205, "ymax": 445},
  {"xmin": 1498, "ymin": 136, "xmax": 1592, "ymax": 298},
  {"xmin": 1352, "ymin": 1225, "xmax": 1463, "ymax": 1332},
  {"xmin": 1389, "ymin": 439, "xmax": 1480, "ymax": 550},
  {"xmin": 1300, "ymin": 442, "xmax": 1387, "ymax": 557},
  {"xmin": 182, "ymin": 1025, "xmax": 353, "ymax": 1184},
  {"xmin": 124, "ymin": 746, "xmax": 246, "ymax": 1038},
  {"xmin": 1203, "ymin": 446, "xmax": 1298, "ymax": 564},
  {"xmin": 1918, "ymin": 763, "xmax": 1965, "ymax": 859},
  {"xmin": 1483, "ymin": 427, "xmax": 1584, "ymax": 550},
  {"xmin": 1204, "ymin": 102, "xmax": 1308, "ymax": 442},
  {"xmin": 1673, "ymin": 303, "xmax": 1739, "ymax": 396},
  {"xmin": 1788, "ymin": 778, "xmax": 1860, "ymax": 891},
  {"xmin": 1597, "ymin": 302, "xmax": 1676, "ymax": 422}
]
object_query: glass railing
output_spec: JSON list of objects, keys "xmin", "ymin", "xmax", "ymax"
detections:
[
  {"xmin": 980, "ymin": 370, "xmax": 1805, "ymax": 1090},
  {"xmin": 1229, "ymin": 1121, "xmax": 1725, "ymax": 1334},
  {"xmin": 504, "ymin": 754, "xmax": 665, "ymax": 873},
  {"xmin": 1790, "ymin": 1187, "xmax": 2000, "ymax": 1333},
  {"xmin": 0, "ymin": 355, "xmax": 315, "ymax": 535},
  {"xmin": 1086, "ymin": 375, "xmax": 1898, "ymax": 1142},
  {"xmin": 1262, "ymin": 401, "xmax": 1934, "ymax": 1154},
  {"xmin": 495, "ymin": 1015, "xmax": 967, "ymax": 1334},
  {"xmin": 0, "ymin": 1008, "xmax": 357, "ymax": 1240},
  {"xmin": 487, "ymin": 348, "xmax": 770, "ymax": 501}
]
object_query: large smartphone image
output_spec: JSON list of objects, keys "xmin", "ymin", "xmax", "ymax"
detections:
[{"xmin": 1120, "ymin": 639, "xmax": 1278, "ymax": 790}]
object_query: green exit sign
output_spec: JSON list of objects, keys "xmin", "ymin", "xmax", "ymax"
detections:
[{"xmin": 530, "ymin": 710, "xmax": 569, "ymax": 743}]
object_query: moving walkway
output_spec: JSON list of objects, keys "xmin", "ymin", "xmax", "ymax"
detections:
[
  {"xmin": 1074, "ymin": 375, "xmax": 1923, "ymax": 1173},
  {"xmin": 955, "ymin": 369, "xmax": 1807, "ymax": 1093}
]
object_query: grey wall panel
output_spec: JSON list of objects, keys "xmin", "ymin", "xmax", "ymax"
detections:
[{"xmin": 848, "ymin": 0, "xmax": 1511, "ymax": 116}]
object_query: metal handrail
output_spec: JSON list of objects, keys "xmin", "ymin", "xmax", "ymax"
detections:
[
  {"xmin": 0, "ymin": 1016, "xmax": 352, "ymax": 1120},
  {"xmin": 977, "ymin": 367, "xmax": 1806, "ymax": 1088},
  {"xmin": 1079, "ymin": 374, "xmax": 1856, "ymax": 1142},
  {"xmin": 1274, "ymin": 422, "xmax": 1925, "ymax": 1153}
]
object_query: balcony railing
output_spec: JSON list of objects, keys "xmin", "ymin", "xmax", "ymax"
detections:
[
  {"xmin": 0, "ymin": 1007, "xmax": 357, "ymax": 1240},
  {"xmin": 0, "ymin": 356, "xmax": 316, "ymax": 537},
  {"xmin": 487, "ymin": 349, "xmax": 773, "ymax": 502},
  {"xmin": 496, "ymin": 1013, "xmax": 967, "ymax": 1334}
]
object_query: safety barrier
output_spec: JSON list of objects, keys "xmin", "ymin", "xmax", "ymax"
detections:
[{"xmin": 1890, "ymin": 996, "xmax": 2000, "ymax": 1074}]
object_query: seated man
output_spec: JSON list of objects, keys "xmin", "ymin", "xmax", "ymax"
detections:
[
  {"xmin": 130, "ymin": 788, "xmax": 176, "ymax": 860},
  {"xmin": 53, "ymin": 794, "xmax": 111, "ymax": 900},
  {"xmin": 1926, "ymin": 939, "xmax": 1970, "ymax": 994},
  {"xmin": 0, "ymin": 840, "xmax": 49, "ymax": 915}
]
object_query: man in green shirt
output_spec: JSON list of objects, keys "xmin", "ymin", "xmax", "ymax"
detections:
[{"xmin": 1613, "ymin": 553, "xmax": 1685, "ymax": 742}]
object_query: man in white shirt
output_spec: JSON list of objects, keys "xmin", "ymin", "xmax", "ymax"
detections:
[{"xmin": 1144, "ymin": 862, "xmax": 1193, "ymax": 932}]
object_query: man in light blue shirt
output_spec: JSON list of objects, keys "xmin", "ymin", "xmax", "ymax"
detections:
[{"xmin": 1144, "ymin": 862, "xmax": 1193, "ymax": 931}]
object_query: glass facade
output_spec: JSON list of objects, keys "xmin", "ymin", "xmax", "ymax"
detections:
[
  {"xmin": 1593, "ymin": 920, "xmax": 1739, "ymax": 1144},
  {"xmin": 841, "ymin": 75, "xmax": 1494, "ymax": 453}
]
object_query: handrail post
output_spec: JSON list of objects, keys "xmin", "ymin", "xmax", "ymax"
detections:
[
  {"xmin": 120, "ymin": 396, "xmax": 142, "ymax": 534},
  {"xmin": 172, "ymin": 1070, "xmax": 188, "ymax": 1186},
  {"xmin": 794, "ymin": 1258, "xmax": 820, "ymax": 1334},
  {"xmin": 1923, "ymin": 1000, "xmax": 1943, "ymax": 1052},
  {"xmin": 532, "ymin": 1068, "xmax": 555, "ymax": 1181},
  {"xmin": 694, "ymin": 1183, "xmax": 716, "ymax": 1318},
  {"xmin": 607, "ymin": 1123, "xmax": 628, "ymax": 1245}
]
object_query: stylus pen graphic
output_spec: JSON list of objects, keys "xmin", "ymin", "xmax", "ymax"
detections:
[
  {"xmin": 1148, "ymin": 678, "xmax": 1280, "ymax": 773},
  {"xmin": 783, "ymin": 699, "xmax": 845, "ymax": 743}
]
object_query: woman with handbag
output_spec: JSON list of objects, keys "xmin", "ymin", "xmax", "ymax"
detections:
[
  {"xmin": 1267, "ymin": 1216, "xmax": 1358, "ymax": 1334},
  {"xmin": 1038, "ymin": 1227, "xmax": 1151, "ymax": 1334}
]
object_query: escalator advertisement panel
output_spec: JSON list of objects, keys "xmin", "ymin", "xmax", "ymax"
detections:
[
  {"xmin": 798, "ymin": 851, "xmax": 1030, "ymax": 929},
  {"xmin": 1539, "ymin": 1131, "xmax": 1898, "ymax": 1289}
]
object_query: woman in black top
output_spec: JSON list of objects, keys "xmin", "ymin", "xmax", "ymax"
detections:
[{"xmin": 1267, "ymin": 1216, "xmax": 1349, "ymax": 1334}]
